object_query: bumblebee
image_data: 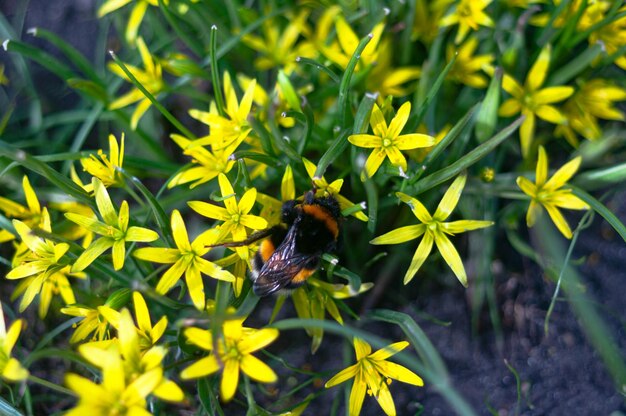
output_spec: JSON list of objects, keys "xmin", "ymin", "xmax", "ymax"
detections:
[{"xmin": 219, "ymin": 191, "xmax": 341, "ymax": 296}]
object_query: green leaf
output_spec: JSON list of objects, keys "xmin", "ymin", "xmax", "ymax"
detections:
[
  {"xmin": 570, "ymin": 186, "xmax": 626, "ymax": 243},
  {"xmin": 295, "ymin": 57, "xmax": 340, "ymax": 83},
  {"xmin": 547, "ymin": 43, "xmax": 603, "ymax": 86},
  {"xmin": 337, "ymin": 32, "xmax": 373, "ymax": 126},
  {"xmin": 30, "ymin": 27, "xmax": 101, "ymax": 84},
  {"xmin": 209, "ymin": 25, "xmax": 226, "ymax": 117},
  {"xmin": 3, "ymin": 39, "xmax": 75, "ymax": 80}
]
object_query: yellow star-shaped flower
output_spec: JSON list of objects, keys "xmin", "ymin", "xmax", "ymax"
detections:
[
  {"xmin": 496, "ymin": 45, "xmax": 574, "ymax": 157},
  {"xmin": 325, "ymin": 337, "xmax": 423, "ymax": 416},
  {"xmin": 188, "ymin": 173, "xmax": 268, "ymax": 260},
  {"xmin": 180, "ymin": 318, "xmax": 279, "ymax": 402},
  {"xmin": 517, "ymin": 146, "xmax": 589, "ymax": 239},
  {"xmin": 348, "ymin": 102, "xmax": 435, "ymax": 180},
  {"xmin": 371, "ymin": 174, "xmax": 493, "ymax": 286},
  {"xmin": 440, "ymin": 0, "xmax": 494, "ymax": 44}
]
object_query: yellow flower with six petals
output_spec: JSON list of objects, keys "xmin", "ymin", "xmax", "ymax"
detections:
[
  {"xmin": 66, "ymin": 178, "xmax": 159, "ymax": 272},
  {"xmin": 108, "ymin": 38, "xmax": 164, "ymax": 129},
  {"xmin": 325, "ymin": 338, "xmax": 423, "ymax": 416},
  {"xmin": 80, "ymin": 133, "xmax": 125, "ymax": 188},
  {"xmin": 348, "ymin": 102, "xmax": 435, "ymax": 180},
  {"xmin": 133, "ymin": 210, "xmax": 235, "ymax": 310},
  {"xmin": 371, "ymin": 174, "xmax": 493, "ymax": 286},
  {"xmin": 496, "ymin": 45, "xmax": 574, "ymax": 157},
  {"xmin": 188, "ymin": 173, "xmax": 268, "ymax": 260},
  {"xmin": 440, "ymin": 0, "xmax": 494, "ymax": 44},
  {"xmin": 517, "ymin": 146, "xmax": 589, "ymax": 239},
  {"xmin": 180, "ymin": 317, "xmax": 279, "ymax": 402}
]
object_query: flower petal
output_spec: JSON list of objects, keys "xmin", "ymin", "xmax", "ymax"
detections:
[
  {"xmin": 374, "ymin": 381, "xmax": 396, "ymax": 416},
  {"xmin": 220, "ymin": 358, "xmax": 240, "ymax": 402},
  {"xmin": 348, "ymin": 134, "xmax": 382, "ymax": 148},
  {"xmin": 434, "ymin": 174, "xmax": 466, "ymax": 221},
  {"xmin": 526, "ymin": 45, "xmax": 551, "ymax": 91},
  {"xmin": 72, "ymin": 238, "xmax": 114, "ymax": 272},
  {"xmin": 188, "ymin": 200, "xmax": 229, "ymax": 221},
  {"xmin": 520, "ymin": 111, "xmax": 535, "ymax": 158},
  {"xmin": 536, "ymin": 146, "xmax": 548, "ymax": 186},
  {"xmin": 394, "ymin": 134, "xmax": 435, "ymax": 150},
  {"xmin": 387, "ymin": 102, "xmax": 411, "ymax": 139},
  {"xmin": 238, "ymin": 328, "xmax": 279, "ymax": 354},
  {"xmin": 370, "ymin": 225, "xmax": 425, "ymax": 245},
  {"xmin": 133, "ymin": 247, "xmax": 180, "ymax": 264},
  {"xmin": 404, "ymin": 231, "xmax": 434, "ymax": 286},
  {"xmin": 396, "ymin": 193, "xmax": 432, "ymax": 223},
  {"xmin": 348, "ymin": 370, "xmax": 367, "ymax": 416},
  {"xmin": 125, "ymin": 226, "xmax": 159, "ymax": 242},
  {"xmin": 354, "ymin": 337, "xmax": 372, "ymax": 360},
  {"xmin": 534, "ymin": 86, "xmax": 574, "ymax": 105},
  {"xmin": 544, "ymin": 156, "xmax": 581, "ymax": 191},
  {"xmin": 112, "ymin": 239, "xmax": 126, "ymax": 270},
  {"xmin": 544, "ymin": 204, "xmax": 573, "ymax": 239},
  {"xmin": 442, "ymin": 220, "xmax": 493, "ymax": 234},
  {"xmin": 171, "ymin": 210, "xmax": 191, "ymax": 251},
  {"xmin": 180, "ymin": 355, "xmax": 220, "ymax": 379},
  {"xmin": 369, "ymin": 104, "xmax": 387, "ymax": 138},
  {"xmin": 325, "ymin": 364, "xmax": 358, "ymax": 388},
  {"xmin": 535, "ymin": 105, "xmax": 566, "ymax": 124},
  {"xmin": 499, "ymin": 98, "xmax": 521, "ymax": 117},
  {"xmin": 240, "ymin": 354, "xmax": 277, "ymax": 383},
  {"xmin": 185, "ymin": 262, "xmax": 205, "ymax": 310},
  {"xmin": 375, "ymin": 361, "xmax": 424, "ymax": 386},
  {"xmin": 362, "ymin": 148, "xmax": 387, "ymax": 180},
  {"xmin": 434, "ymin": 232, "xmax": 467, "ymax": 287},
  {"xmin": 369, "ymin": 341, "xmax": 409, "ymax": 361},
  {"xmin": 155, "ymin": 257, "xmax": 188, "ymax": 294}
]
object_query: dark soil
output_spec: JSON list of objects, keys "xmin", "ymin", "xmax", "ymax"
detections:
[{"xmin": 2, "ymin": 2, "xmax": 626, "ymax": 415}]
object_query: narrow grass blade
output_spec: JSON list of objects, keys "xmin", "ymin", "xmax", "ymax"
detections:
[
  {"xmin": 4, "ymin": 39, "xmax": 75, "ymax": 80},
  {"xmin": 570, "ymin": 186, "xmax": 626, "ymax": 243},
  {"xmin": 572, "ymin": 163, "xmax": 626, "ymax": 190},
  {"xmin": 295, "ymin": 57, "xmax": 340, "ymax": 83},
  {"xmin": 30, "ymin": 27, "xmax": 101, "ymax": 84},
  {"xmin": 547, "ymin": 43, "xmax": 603, "ymax": 86}
]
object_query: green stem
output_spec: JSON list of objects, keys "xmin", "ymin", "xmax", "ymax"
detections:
[{"xmin": 28, "ymin": 375, "xmax": 75, "ymax": 397}]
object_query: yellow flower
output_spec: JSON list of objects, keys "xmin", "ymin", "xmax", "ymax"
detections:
[
  {"xmin": 0, "ymin": 175, "xmax": 42, "ymax": 243},
  {"xmin": 65, "ymin": 178, "xmax": 159, "ymax": 272},
  {"xmin": 319, "ymin": 17, "xmax": 420, "ymax": 100},
  {"xmin": 133, "ymin": 210, "xmax": 235, "ymax": 310},
  {"xmin": 61, "ymin": 303, "xmax": 119, "ymax": 343},
  {"xmin": 495, "ymin": 45, "xmax": 574, "ymax": 157},
  {"xmin": 180, "ymin": 318, "xmax": 279, "ymax": 402},
  {"xmin": 167, "ymin": 134, "xmax": 235, "ymax": 189},
  {"xmin": 188, "ymin": 173, "xmax": 268, "ymax": 260},
  {"xmin": 302, "ymin": 158, "xmax": 368, "ymax": 221},
  {"xmin": 242, "ymin": 10, "xmax": 315, "ymax": 74},
  {"xmin": 556, "ymin": 79, "xmax": 626, "ymax": 146},
  {"xmin": 446, "ymin": 36, "xmax": 494, "ymax": 88},
  {"xmin": 98, "ymin": 0, "xmax": 167, "ymax": 44},
  {"xmin": 588, "ymin": 5, "xmax": 626, "ymax": 70},
  {"xmin": 108, "ymin": 37, "xmax": 164, "ymax": 129},
  {"xmin": 0, "ymin": 302, "xmax": 29, "ymax": 382},
  {"xmin": 371, "ymin": 174, "xmax": 493, "ymax": 286},
  {"xmin": 412, "ymin": 0, "xmax": 453, "ymax": 44},
  {"xmin": 348, "ymin": 102, "xmax": 436, "ymax": 180},
  {"xmin": 440, "ymin": 0, "xmax": 494, "ymax": 44},
  {"xmin": 292, "ymin": 278, "xmax": 373, "ymax": 353},
  {"xmin": 188, "ymin": 72, "xmax": 256, "ymax": 154},
  {"xmin": 517, "ymin": 146, "xmax": 589, "ymax": 239},
  {"xmin": 366, "ymin": 37, "xmax": 421, "ymax": 101},
  {"xmin": 6, "ymin": 209, "xmax": 72, "ymax": 313},
  {"xmin": 78, "ymin": 309, "xmax": 184, "ymax": 403},
  {"xmin": 65, "ymin": 336, "xmax": 164, "ymax": 416},
  {"xmin": 80, "ymin": 133, "xmax": 125, "ymax": 188},
  {"xmin": 11, "ymin": 265, "xmax": 85, "ymax": 319},
  {"xmin": 325, "ymin": 338, "xmax": 423, "ymax": 416}
]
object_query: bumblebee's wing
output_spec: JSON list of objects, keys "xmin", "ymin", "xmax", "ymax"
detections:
[{"xmin": 252, "ymin": 224, "xmax": 315, "ymax": 297}]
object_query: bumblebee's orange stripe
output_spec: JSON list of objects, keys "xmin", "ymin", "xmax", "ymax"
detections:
[
  {"xmin": 302, "ymin": 204, "xmax": 339, "ymax": 239},
  {"xmin": 259, "ymin": 239, "xmax": 275, "ymax": 262},
  {"xmin": 292, "ymin": 268, "xmax": 316, "ymax": 284}
]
